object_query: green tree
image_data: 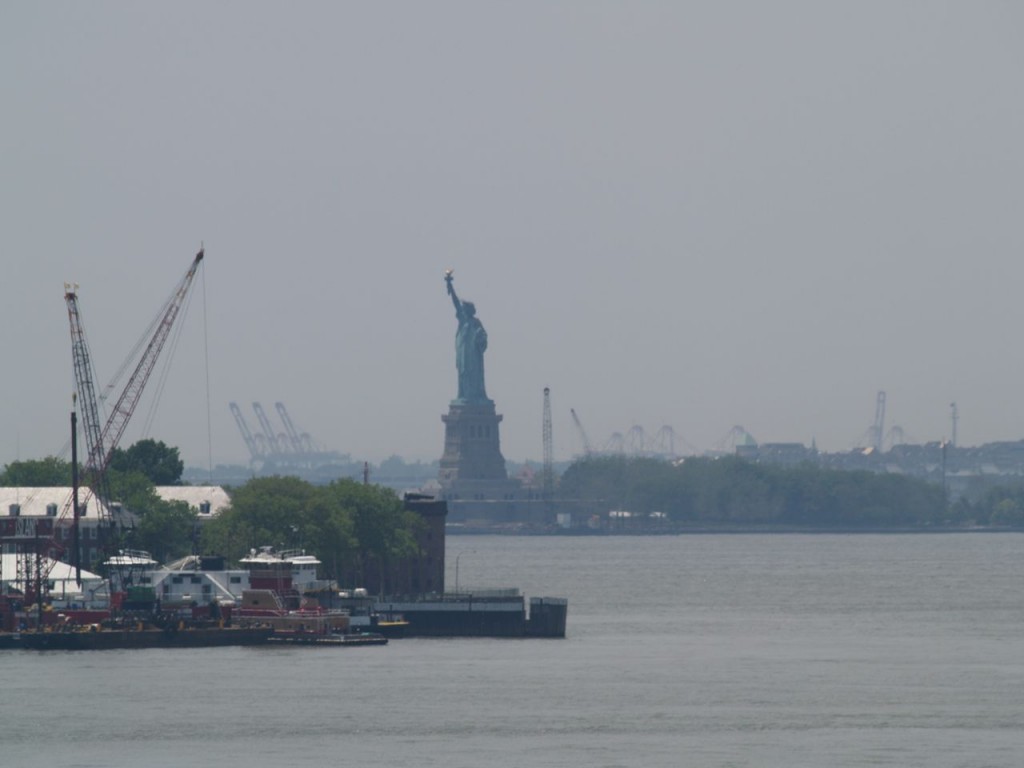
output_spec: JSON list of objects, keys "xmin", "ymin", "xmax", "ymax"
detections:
[
  {"xmin": 968, "ymin": 483, "xmax": 1024, "ymax": 526},
  {"xmin": 202, "ymin": 476, "xmax": 321, "ymax": 561},
  {"xmin": 0, "ymin": 456, "xmax": 72, "ymax": 486},
  {"xmin": 109, "ymin": 439, "xmax": 184, "ymax": 485},
  {"xmin": 200, "ymin": 476, "xmax": 421, "ymax": 591},
  {"xmin": 324, "ymin": 478, "xmax": 421, "ymax": 591},
  {"xmin": 107, "ymin": 467, "xmax": 165, "ymax": 515},
  {"xmin": 94, "ymin": 467, "xmax": 197, "ymax": 562},
  {"xmin": 134, "ymin": 499, "xmax": 198, "ymax": 563}
]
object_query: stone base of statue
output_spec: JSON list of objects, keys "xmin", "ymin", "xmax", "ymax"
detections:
[
  {"xmin": 436, "ymin": 401, "xmax": 548, "ymax": 525},
  {"xmin": 439, "ymin": 400, "xmax": 508, "ymax": 485}
]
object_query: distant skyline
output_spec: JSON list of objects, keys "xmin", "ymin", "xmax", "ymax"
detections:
[{"xmin": 3, "ymin": 3, "xmax": 1022, "ymax": 470}]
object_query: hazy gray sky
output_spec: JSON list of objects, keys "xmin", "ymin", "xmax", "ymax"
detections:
[{"xmin": 2, "ymin": 2, "xmax": 1022, "ymax": 470}]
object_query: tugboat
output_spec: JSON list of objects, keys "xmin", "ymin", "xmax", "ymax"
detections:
[{"xmin": 233, "ymin": 548, "xmax": 387, "ymax": 646}]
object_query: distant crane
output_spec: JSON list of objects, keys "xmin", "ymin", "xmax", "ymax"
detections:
[
  {"xmin": 230, "ymin": 402, "xmax": 264, "ymax": 462},
  {"xmin": 570, "ymin": 408, "xmax": 594, "ymax": 457},
  {"xmin": 230, "ymin": 401, "xmax": 342, "ymax": 470},
  {"xmin": 950, "ymin": 402, "xmax": 958, "ymax": 447},
  {"xmin": 870, "ymin": 391, "xmax": 887, "ymax": 452},
  {"xmin": 653, "ymin": 425, "xmax": 677, "ymax": 456},
  {"xmin": 626, "ymin": 425, "xmax": 646, "ymax": 455},
  {"xmin": 252, "ymin": 402, "xmax": 286, "ymax": 455},
  {"xmin": 604, "ymin": 432, "xmax": 625, "ymax": 454},
  {"xmin": 885, "ymin": 425, "xmax": 906, "ymax": 449},
  {"xmin": 650, "ymin": 425, "xmax": 696, "ymax": 458},
  {"xmin": 715, "ymin": 425, "xmax": 757, "ymax": 454},
  {"xmin": 276, "ymin": 402, "xmax": 316, "ymax": 454},
  {"xmin": 542, "ymin": 388, "xmax": 554, "ymax": 508}
]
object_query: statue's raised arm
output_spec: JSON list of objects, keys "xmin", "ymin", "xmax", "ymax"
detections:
[{"xmin": 445, "ymin": 269, "xmax": 463, "ymax": 317}]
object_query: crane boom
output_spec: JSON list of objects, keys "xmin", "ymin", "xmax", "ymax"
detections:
[
  {"xmin": 230, "ymin": 401, "xmax": 263, "ymax": 461},
  {"xmin": 252, "ymin": 402, "xmax": 285, "ymax": 454},
  {"xmin": 275, "ymin": 402, "xmax": 307, "ymax": 454},
  {"xmin": 96, "ymin": 249, "xmax": 204, "ymax": 477},
  {"xmin": 570, "ymin": 408, "xmax": 593, "ymax": 457}
]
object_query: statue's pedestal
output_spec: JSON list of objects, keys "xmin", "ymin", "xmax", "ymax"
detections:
[
  {"xmin": 439, "ymin": 400, "xmax": 508, "ymax": 486},
  {"xmin": 436, "ymin": 401, "xmax": 534, "ymax": 524}
]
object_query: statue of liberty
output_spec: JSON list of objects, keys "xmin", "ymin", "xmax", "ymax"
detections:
[{"xmin": 445, "ymin": 270, "xmax": 490, "ymax": 403}]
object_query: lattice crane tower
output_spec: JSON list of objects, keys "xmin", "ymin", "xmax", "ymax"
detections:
[{"xmin": 542, "ymin": 387, "xmax": 554, "ymax": 505}]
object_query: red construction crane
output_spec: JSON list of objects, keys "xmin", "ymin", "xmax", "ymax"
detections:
[
  {"xmin": 3, "ymin": 250, "xmax": 205, "ymax": 611},
  {"xmin": 59, "ymin": 250, "xmax": 204, "ymax": 572},
  {"xmin": 89, "ymin": 249, "xmax": 205, "ymax": 485}
]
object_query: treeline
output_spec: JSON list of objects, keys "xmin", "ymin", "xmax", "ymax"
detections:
[
  {"xmin": 200, "ymin": 476, "xmax": 423, "ymax": 588},
  {"xmin": 559, "ymin": 456, "xmax": 953, "ymax": 528},
  {"xmin": 964, "ymin": 484, "xmax": 1024, "ymax": 527}
]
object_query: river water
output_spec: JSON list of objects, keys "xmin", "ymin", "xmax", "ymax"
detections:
[{"xmin": 4, "ymin": 533, "xmax": 1024, "ymax": 767}]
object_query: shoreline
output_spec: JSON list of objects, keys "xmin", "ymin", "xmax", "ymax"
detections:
[{"xmin": 446, "ymin": 525, "xmax": 1024, "ymax": 536}]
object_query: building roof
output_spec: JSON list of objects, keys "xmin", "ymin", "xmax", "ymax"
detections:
[
  {"xmin": 0, "ymin": 485, "xmax": 230, "ymax": 519},
  {"xmin": 0, "ymin": 488, "xmax": 105, "ymax": 520},
  {"xmin": 156, "ymin": 485, "xmax": 231, "ymax": 516}
]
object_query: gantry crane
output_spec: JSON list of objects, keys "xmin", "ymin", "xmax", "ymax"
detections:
[
  {"xmin": 653, "ymin": 425, "xmax": 677, "ymax": 457},
  {"xmin": 275, "ymin": 402, "xmax": 312, "ymax": 455},
  {"xmin": 230, "ymin": 401, "xmax": 264, "ymax": 462},
  {"xmin": 626, "ymin": 425, "xmax": 646, "ymax": 455},
  {"xmin": 252, "ymin": 402, "xmax": 286, "ymax": 455}
]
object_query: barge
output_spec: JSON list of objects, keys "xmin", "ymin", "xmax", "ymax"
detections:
[
  {"xmin": 375, "ymin": 591, "xmax": 567, "ymax": 638},
  {"xmin": 16, "ymin": 623, "xmax": 273, "ymax": 650}
]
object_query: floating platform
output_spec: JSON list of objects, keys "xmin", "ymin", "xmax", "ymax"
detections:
[{"xmin": 375, "ymin": 594, "xmax": 567, "ymax": 638}]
